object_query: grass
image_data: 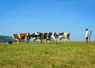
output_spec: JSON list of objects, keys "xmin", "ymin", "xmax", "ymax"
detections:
[{"xmin": 0, "ymin": 42, "xmax": 95, "ymax": 68}]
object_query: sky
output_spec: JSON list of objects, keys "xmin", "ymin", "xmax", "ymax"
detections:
[{"xmin": 0, "ymin": 0, "xmax": 95, "ymax": 41}]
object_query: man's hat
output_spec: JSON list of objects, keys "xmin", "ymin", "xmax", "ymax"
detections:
[{"xmin": 86, "ymin": 29, "xmax": 88, "ymax": 30}]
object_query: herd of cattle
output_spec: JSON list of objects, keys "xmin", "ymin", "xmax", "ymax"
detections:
[{"xmin": 12, "ymin": 32, "xmax": 70, "ymax": 43}]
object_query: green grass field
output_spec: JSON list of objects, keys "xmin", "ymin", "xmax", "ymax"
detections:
[{"xmin": 0, "ymin": 42, "xmax": 95, "ymax": 68}]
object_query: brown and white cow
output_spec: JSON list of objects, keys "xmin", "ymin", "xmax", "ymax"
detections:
[
  {"xmin": 12, "ymin": 32, "xmax": 31, "ymax": 43},
  {"xmin": 58, "ymin": 32, "xmax": 70, "ymax": 42}
]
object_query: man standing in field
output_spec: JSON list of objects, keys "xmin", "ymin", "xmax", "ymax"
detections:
[{"xmin": 85, "ymin": 29, "xmax": 89, "ymax": 43}]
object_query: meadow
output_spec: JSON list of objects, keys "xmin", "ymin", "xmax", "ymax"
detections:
[{"xmin": 0, "ymin": 42, "xmax": 95, "ymax": 68}]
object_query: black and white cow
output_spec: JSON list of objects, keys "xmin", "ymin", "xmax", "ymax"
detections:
[
  {"xmin": 31, "ymin": 32, "xmax": 43, "ymax": 42},
  {"xmin": 58, "ymin": 32, "xmax": 70, "ymax": 42},
  {"xmin": 30, "ymin": 32, "xmax": 58, "ymax": 43},
  {"xmin": 43, "ymin": 32, "xmax": 58, "ymax": 42}
]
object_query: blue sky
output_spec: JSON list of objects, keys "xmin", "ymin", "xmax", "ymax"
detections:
[{"xmin": 0, "ymin": 0, "xmax": 95, "ymax": 41}]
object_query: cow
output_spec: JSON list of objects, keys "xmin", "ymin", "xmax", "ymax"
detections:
[
  {"xmin": 43, "ymin": 32, "xmax": 58, "ymax": 43},
  {"xmin": 12, "ymin": 32, "xmax": 31, "ymax": 43},
  {"xmin": 30, "ymin": 32, "xmax": 58, "ymax": 43},
  {"xmin": 30, "ymin": 32, "xmax": 43, "ymax": 43},
  {"xmin": 58, "ymin": 32, "xmax": 70, "ymax": 42}
]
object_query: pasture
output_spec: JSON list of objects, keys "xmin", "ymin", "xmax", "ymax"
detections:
[{"xmin": 0, "ymin": 42, "xmax": 95, "ymax": 68}]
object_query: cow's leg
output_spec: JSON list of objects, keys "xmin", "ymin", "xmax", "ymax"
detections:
[
  {"xmin": 40, "ymin": 38, "xmax": 43, "ymax": 43},
  {"xmin": 40, "ymin": 34, "xmax": 44, "ymax": 43},
  {"xmin": 65, "ymin": 38, "xmax": 68, "ymax": 42},
  {"xmin": 52, "ymin": 37, "xmax": 56, "ymax": 43},
  {"xmin": 68, "ymin": 38, "xmax": 70, "ymax": 42},
  {"xmin": 33, "ymin": 38, "xmax": 37, "ymax": 42},
  {"xmin": 24, "ymin": 39, "xmax": 29, "ymax": 43},
  {"xmin": 59, "ymin": 38, "xmax": 62, "ymax": 42},
  {"xmin": 44, "ymin": 38, "xmax": 48, "ymax": 42},
  {"xmin": 52, "ymin": 39, "xmax": 56, "ymax": 43},
  {"xmin": 24, "ymin": 39, "xmax": 27, "ymax": 42},
  {"xmin": 27, "ymin": 39, "xmax": 30, "ymax": 43},
  {"xmin": 54, "ymin": 38, "xmax": 57, "ymax": 43},
  {"xmin": 65, "ymin": 37, "xmax": 70, "ymax": 42},
  {"xmin": 44, "ymin": 39, "xmax": 47, "ymax": 42},
  {"xmin": 40, "ymin": 35, "xmax": 43, "ymax": 43},
  {"xmin": 48, "ymin": 39, "xmax": 51, "ymax": 43},
  {"xmin": 50, "ymin": 38, "xmax": 55, "ymax": 43},
  {"xmin": 44, "ymin": 38, "xmax": 49, "ymax": 43},
  {"xmin": 65, "ymin": 38, "xmax": 70, "ymax": 42}
]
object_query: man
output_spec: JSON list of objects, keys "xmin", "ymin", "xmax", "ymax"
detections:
[{"xmin": 85, "ymin": 29, "xmax": 89, "ymax": 43}]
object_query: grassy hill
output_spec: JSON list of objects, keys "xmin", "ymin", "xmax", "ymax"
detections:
[
  {"xmin": 0, "ymin": 42, "xmax": 95, "ymax": 68},
  {"xmin": 0, "ymin": 35, "xmax": 14, "ymax": 42}
]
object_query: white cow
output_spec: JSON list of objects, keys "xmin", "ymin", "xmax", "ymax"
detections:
[{"xmin": 58, "ymin": 32, "xmax": 70, "ymax": 42}]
